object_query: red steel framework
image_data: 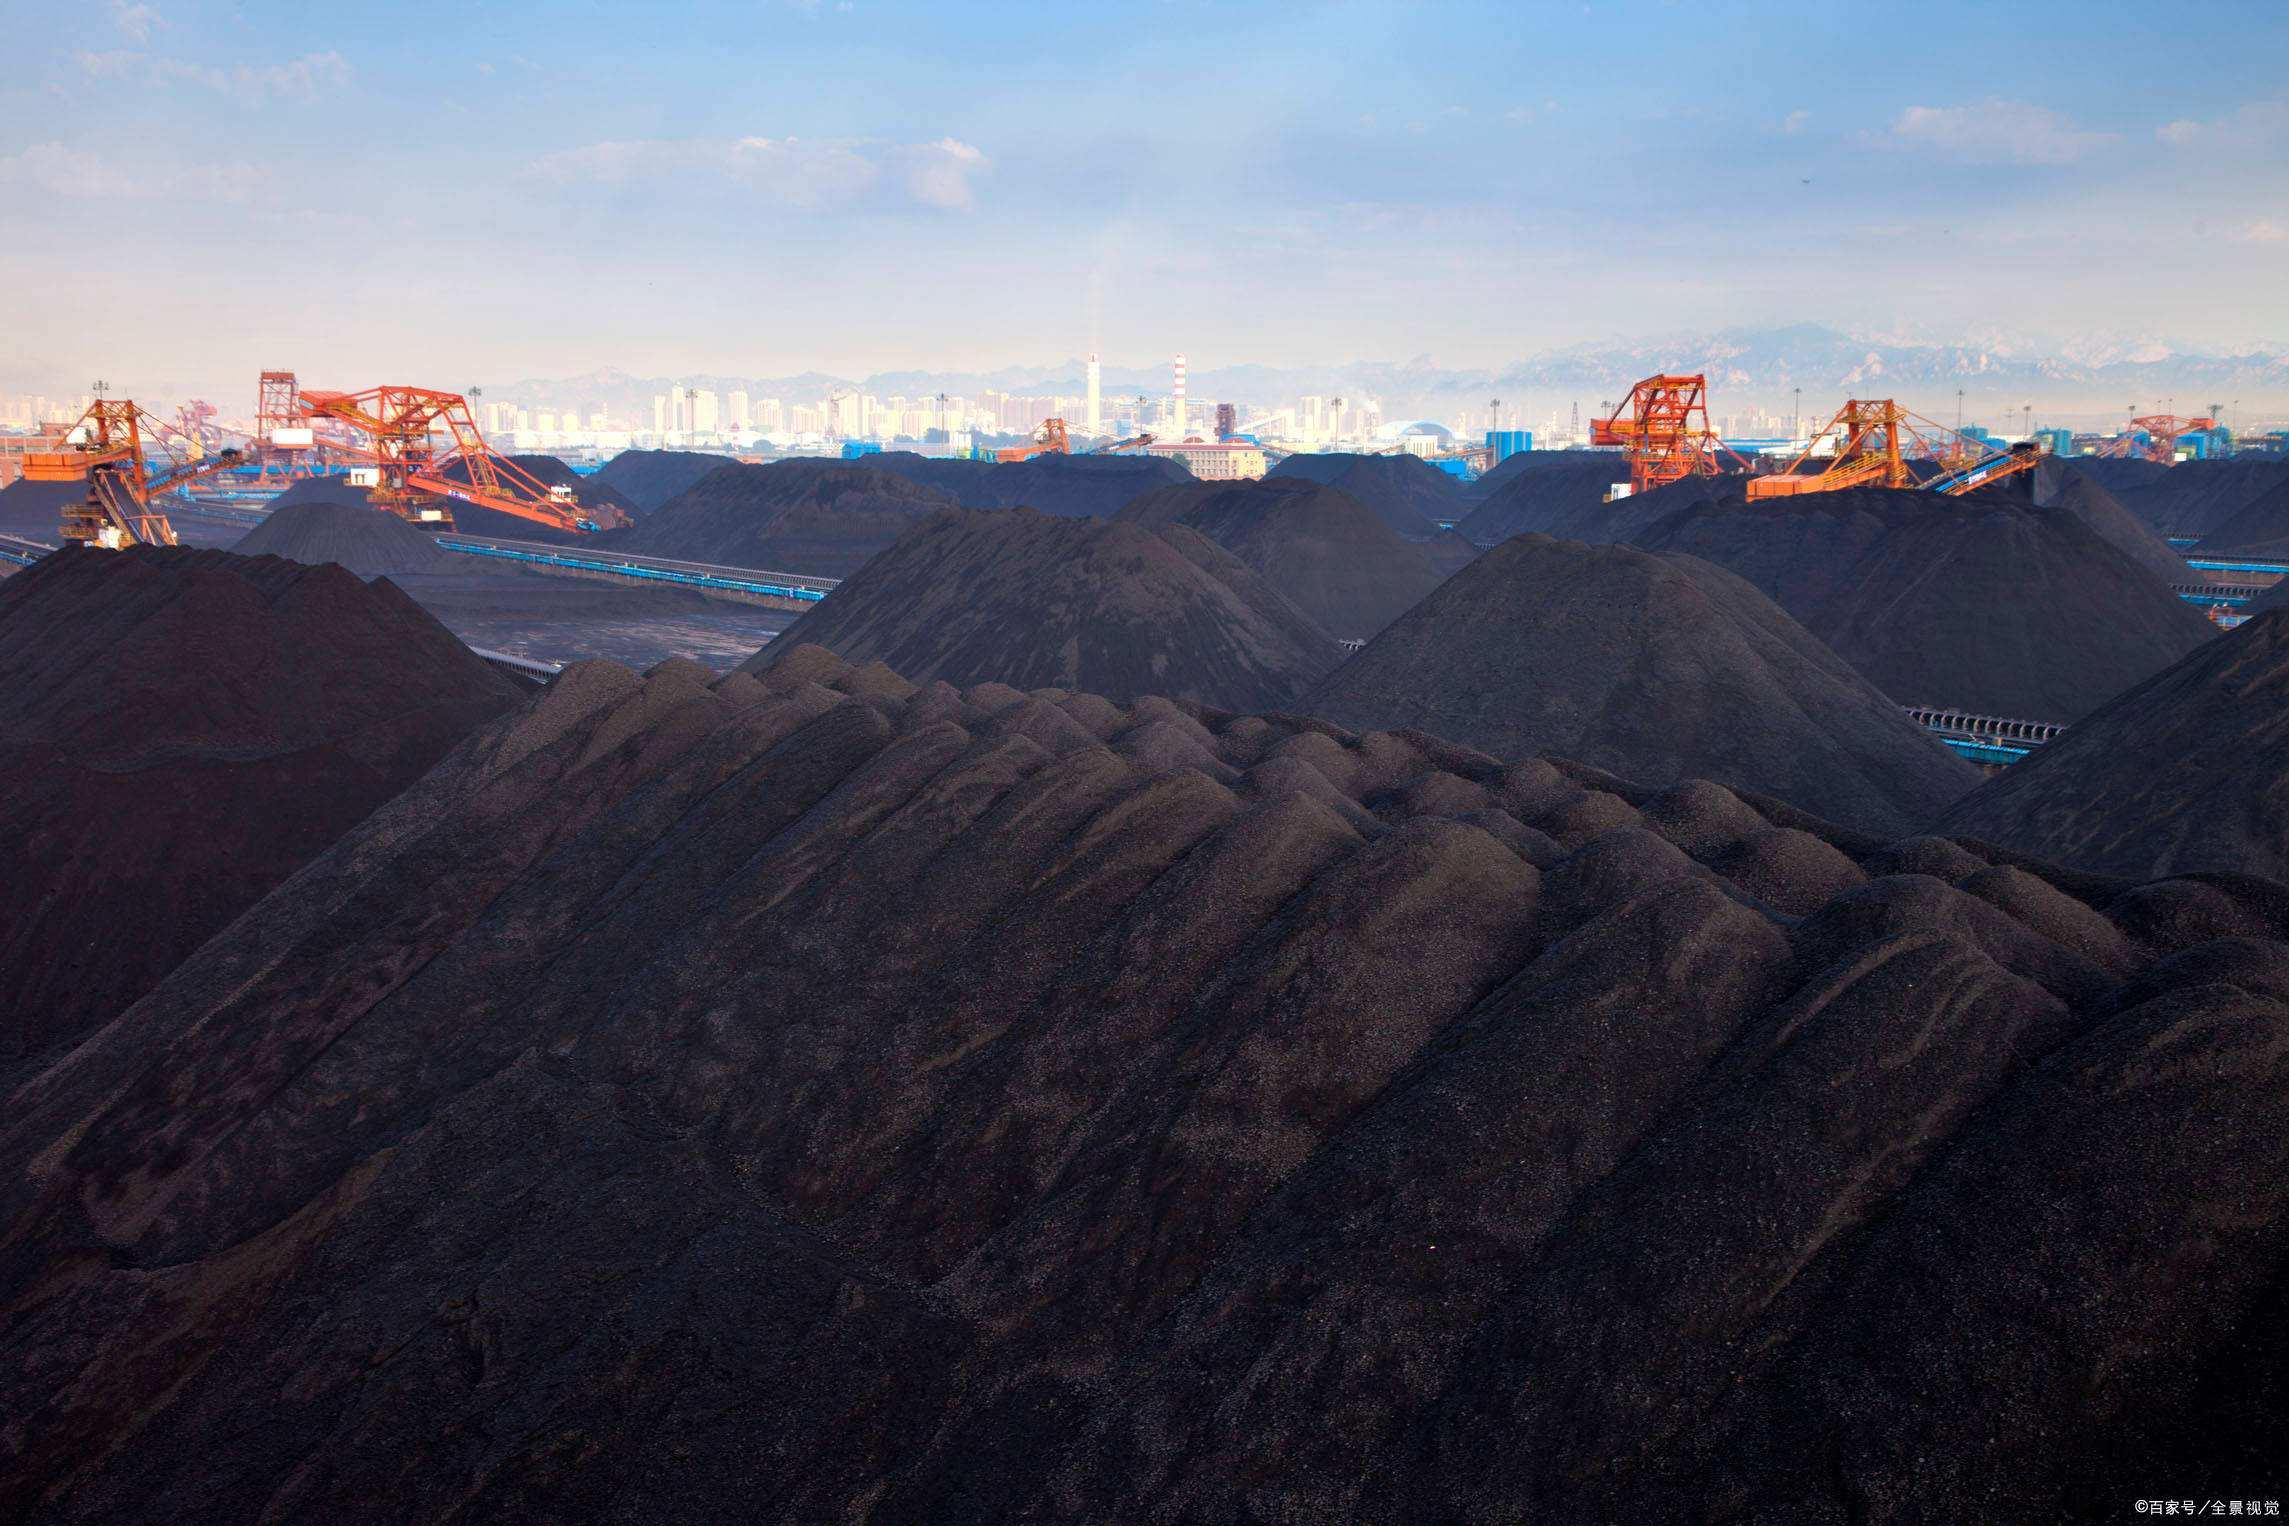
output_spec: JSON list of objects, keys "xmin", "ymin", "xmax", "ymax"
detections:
[
  {"xmin": 22, "ymin": 399, "xmax": 245, "ymax": 548},
  {"xmin": 293, "ymin": 385, "xmax": 625, "ymax": 533},
  {"xmin": 1748, "ymin": 399, "xmax": 2043, "ymax": 500},
  {"xmin": 1590, "ymin": 374, "xmax": 1734, "ymax": 496},
  {"xmin": 2099, "ymin": 412, "xmax": 2217, "ymax": 465}
]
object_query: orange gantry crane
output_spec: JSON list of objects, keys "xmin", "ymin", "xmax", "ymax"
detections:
[
  {"xmin": 1089, "ymin": 431, "xmax": 1155, "ymax": 455},
  {"xmin": 2098, "ymin": 413, "xmax": 2216, "ymax": 465},
  {"xmin": 22, "ymin": 399, "xmax": 245, "ymax": 548},
  {"xmin": 1590, "ymin": 374, "xmax": 1731, "ymax": 497},
  {"xmin": 293, "ymin": 385, "xmax": 626, "ymax": 533},
  {"xmin": 1747, "ymin": 399, "xmax": 2042, "ymax": 501},
  {"xmin": 995, "ymin": 416, "xmax": 1069, "ymax": 464}
]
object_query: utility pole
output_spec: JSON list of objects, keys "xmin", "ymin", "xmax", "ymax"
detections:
[{"xmin": 1792, "ymin": 387, "xmax": 1801, "ymax": 440}]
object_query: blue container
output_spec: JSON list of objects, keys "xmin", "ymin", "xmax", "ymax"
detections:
[{"xmin": 1484, "ymin": 429, "xmax": 1531, "ymax": 464}]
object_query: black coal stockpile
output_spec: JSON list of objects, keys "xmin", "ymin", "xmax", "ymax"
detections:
[
  {"xmin": 232, "ymin": 497, "xmax": 460, "ymax": 577},
  {"xmin": 870, "ymin": 449, "xmax": 1193, "ymax": 518},
  {"xmin": 1267, "ymin": 452, "xmax": 1459, "ymax": 535},
  {"xmin": 2030, "ymin": 456, "xmax": 2196, "ymax": 586},
  {"xmin": 1306, "ymin": 534, "xmax": 1977, "ymax": 834},
  {"xmin": 4, "ymin": 642, "xmax": 2285, "ymax": 1522},
  {"xmin": 2119, "ymin": 457, "xmax": 2289, "ymax": 540},
  {"xmin": 1456, "ymin": 452, "xmax": 1662, "ymax": 545},
  {"xmin": 1630, "ymin": 482, "xmax": 2216, "ymax": 723},
  {"xmin": 748, "ymin": 507, "xmax": 1340, "ymax": 710},
  {"xmin": 1936, "ymin": 607, "xmax": 2289, "ymax": 879},
  {"xmin": 432, "ymin": 453, "xmax": 632, "ymax": 539},
  {"xmin": 1116, "ymin": 477, "xmax": 1447, "ymax": 640},
  {"xmin": 591, "ymin": 448, "xmax": 734, "ymax": 513},
  {"xmin": 0, "ymin": 546, "xmax": 521, "ymax": 1074},
  {"xmin": 2192, "ymin": 474, "xmax": 2289, "ymax": 557},
  {"xmin": 2067, "ymin": 454, "xmax": 2171, "ymax": 498},
  {"xmin": 496, "ymin": 452, "xmax": 642, "ymax": 525},
  {"xmin": 0, "ymin": 478, "xmax": 81, "ymax": 542},
  {"xmin": 618, "ymin": 460, "xmax": 962, "ymax": 576}
]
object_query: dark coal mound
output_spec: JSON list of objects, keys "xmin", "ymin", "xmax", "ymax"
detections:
[
  {"xmin": 0, "ymin": 546, "xmax": 521, "ymax": 1073},
  {"xmin": 2066, "ymin": 455, "xmax": 2170, "ymax": 497},
  {"xmin": 232, "ymin": 498, "xmax": 460, "ymax": 577},
  {"xmin": 871, "ymin": 450, "xmax": 1194, "ymax": 518},
  {"xmin": 1457, "ymin": 454, "xmax": 1680, "ymax": 545},
  {"xmin": 2192, "ymin": 475, "xmax": 2289, "ymax": 558},
  {"xmin": 0, "ymin": 478, "xmax": 81, "ymax": 542},
  {"xmin": 2031, "ymin": 457, "xmax": 2194, "ymax": 585},
  {"xmin": 1267, "ymin": 452, "xmax": 1461, "ymax": 538},
  {"xmin": 5, "ymin": 642, "xmax": 2285, "ymax": 1523},
  {"xmin": 1935, "ymin": 607, "xmax": 2289, "ymax": 879},
  {"xmin": 618, "ymin": 460, "xmax": 962, "ymax": 576},
  {"xmin": 2118, "ymin": 458, "xmax": 2289, "ymax": 540},
  {"xmin": 592, "ymin": 448, "xmax": 735, "ymax": 513},
  {"xmin": 1305, "ymin": 534, "xmax": 1977, "ymax": 834},
  {"xmin": 494, "ymin": 453, "xmax": 642, "ymax": 526},
  {"xmin": 430, "ymin": 454, "xmax": 633, "ymax": 538},
  {"xmin": 1467, "ymin": 446, "xmax": 1614, "ymax": 497},
  {"xmin": 1630, "ymin": 482, "xmax": 2216, "ymax": 723},
  {"xmin": 1116, "ymin": 477, "xmax": 1446, "ymax": 640},
  {"xmin": 747, "ymin": 507, "xmax": 1340, "ymax": 709}
]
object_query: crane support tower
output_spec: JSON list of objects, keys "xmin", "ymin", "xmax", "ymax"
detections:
[
  {"xmin": 21, "ymin": 399, "xmax": 243, "ymax": 548},
  {"xmin": 1747, "ymin": 399, "xmax": 2042, "ymax": 501},
  {"xmin": 294, "ymin": 385, "xmax": 625, "ymax": 533},
  {"xmin": 2099, "ymin": 413, "xmax": 2217, "ymax": 465},
  {"xmin": 1590, "ymin": 374, "xmax": 1727, "ymax": 497},
  {"xmin": 995, "ymin": 416, "xmax": 1069, "ymax": 464}
]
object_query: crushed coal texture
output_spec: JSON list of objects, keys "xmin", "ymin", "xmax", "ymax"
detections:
[
  {"xmin": 1456, "ymin": 452, "xmax": 1645, "ymax": 545},
  {"xmin": 868, "ymin": 449, "xmax": 1194, "ymax": 518},
  {"xmin": 1936, "ymin": 606, "xmax": 2289, "ymax": 879},
  {"xmin": 472, "ymin": 453, "xmax": 642, "ymax": 526},
  {"xmin": 2117, "ymin": 458, "xmax": 2289, "ymax": 540},
  {"xmin": 233, "ymin": 498, "xmax": 461, "ymax": 577},
  {"xmin": 1115, "ymin": 476, "xmax": 1448, "ymax": 640},
  {"xmin": 593, "ymin": 449, "xmax": 737, "ymax": 514},
  {"xmin": 1305, "ymin": 532, "xmax": 1979, "ymax": 835},
  {"xmin": 0, "ymin": 479, "xmax": 82, "ymax": 543},
  {"xmin": 0, "ymin": 546, "xmax": 521, "ymax": 1075},
  {"xmin": 615, "ymin": 460, "xmax": 963, "ymax": 575},
  {"xmin": 2192, "ymin": 473, "xmax": 2289, "ymax": 558},
  {"xmin": 745, "ymin": 506, "xmax": 1341, "ymax": 709},
  {"xmin": 4, "ymin": 642, "xmax": 2287, "ymax": 1521},
  {"xmin": 1267, "ymin": 451, "xmax": 1461, "ymax": 536}
]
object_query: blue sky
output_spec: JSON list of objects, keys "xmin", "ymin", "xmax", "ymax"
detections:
[{"xmin": 1, "ymin": 0, "xmax": 2284, "ymax": 396}]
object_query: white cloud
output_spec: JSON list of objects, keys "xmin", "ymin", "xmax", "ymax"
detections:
[
  {"xmin": 2234, "ymin": 218, "xmax": 2287, "ymax": 244},
  {"xmin": 0, "ymin": 141, "xmax": 140, "ymax": 197},
  {"xmin": 1889, "ymin": 98, "xmax": 2109, "ymax": 165},
  {"xmin": 111, "ymin": 1, "xmax": 160, "ymax": 41},
  {"xmin": 2156, "ymin": 97, "xmax": 2289, "ymax": 150},
  {"xmin": 1783, "ymin": 109, "xmax": 1809, "ymax": 134},
  {"xmin": 529, "ymin": 134, "xmax": 984, "ymax": 211},
  {"xmin": 74, "ymin": 47, "xmax": 348, "ymax": 101}
]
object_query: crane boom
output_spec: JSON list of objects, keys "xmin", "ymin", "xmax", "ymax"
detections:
[{"xmin": 1590, "ymin": 374, "xmax": 1729, "ymax": 496}]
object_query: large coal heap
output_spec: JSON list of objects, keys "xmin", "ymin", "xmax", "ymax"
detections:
[
  {"xmin": 1115, "ymin": 476, "xmax": 1447, "ymax": 640},
  {"xmin": 0, "ymin": 546, "xmax": 521, "ymax": 1073},
  {"xmin": 1629, "ymin": 481, "xmax": 2216, "ymax": 723},
  {"xmin": 1305, "ymin": 533, "xmax": 1978, "ymax": 835},
  {"xmin": 1267, "ymin": 451, "xmax": 1460, "ymax": 536},
  {"xmin": 1456, "ymin": 453, "xmax": 1658, "ymax": 545},
  {"xmin": 747, "ymin": 506, "xmax": 1341, "ymax": 710},
  {"xmin": 2030, "ymin": 456, "xmax": 2195, "ymax": 586},
  {"xmin": 617, "ymin": 460, "xmax": 963, "ymax": 576},
  {"xmin": 4, "ymin": 642, "xmax": 2285, "ymax": 1520},
  {"xmin": 590, "ymin": 448, "xmax": 732, "ymax": 513},
  {"xmin": 232, "ymin": 497, "xmax": 460, "ymax": 578},
  {"xmin": 2191, "ymin": 473, "xmax": 2289, "ymax": 557},
  {"xmin": 1936, "ymin": 606, "xmax": 2289, "ymax": 879},
  {"xmin": 0, "ymin": 478, "xmax": 83, "ymax": 543},
  {"xmin": 2118, "ymin": 458, "xmax": 2289, "ymax": 540},
  {"xmin": 870, "ymin": 448, "xmax": 1194, "ymax": 518}
]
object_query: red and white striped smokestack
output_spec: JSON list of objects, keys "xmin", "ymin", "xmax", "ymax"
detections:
[{"xmin": 1173, "ymin": 353, "xmax": 1187, "ymax": 434}]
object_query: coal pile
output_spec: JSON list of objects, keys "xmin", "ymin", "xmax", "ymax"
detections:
[
  {"xmin": 2118, "ymin": 458, "xmax": 2289, "ymax": 540},
  {"xmin": 0, "ymin": 546, "xmax": 521, "ymax": 1075},
  {"xmin": 4, "ymin": 642, "xmax": 2286, "ymax": 1521},
  {"xmin": 1935, "ymin": 607, "xmax": 2289, "ymax": 879},
  {"xmin": 1268, "ymin": 452, "xmax": 1460, "ymax": 535},
  {"xmin": 591, "ymin": 448, "xmax": 734, "ymax": 513},
  {"xmin": 0, "ymin": 478, "xmax": 81, "ymax": 543},
  {"xmin": 432, "ymin": 454, "xmax": 634, "ymax": 540},
  {"xmin": 1629, "ymin": 482, "xmax": 2216, "ymax": 722},
  {"xmin": 2192, "ymin": 474, "xmax": 2289, "ymax": 557},
  {"xmin": 617, "ymin": 460, "xmax": 962, "ymax": 576},
  {"xmin": 748, "ymin": 506, "xmax": 1341, "ymax": 709},
  {"xmin": 491, "ymin": 452, "xmax": 642, "ymax": 526},
  {"xmin": 2031, "ymin": 456, "xmax": 2196, "ymax": 585},
  {"xmin": 871, "ymin": 449, "xmax": 1194, "ymax": 518},
  {"xmin": 1116, "ymin": 476, "xmax": 1447, "ymax": 640},
  {"xmin": 2066, "ymin": 455, "xmax": 2171, "ymax": 497},
  {"xmin": 232, "ymin": 497, "xmax": 460, "ymax": 577},
  {"xmin": 1456, "ymin": 453, "xmax": 1664, "ymax": 545},
  {"xmin": 1305, "ymin": 534, "xmax": 1977, "ymax": 834}
]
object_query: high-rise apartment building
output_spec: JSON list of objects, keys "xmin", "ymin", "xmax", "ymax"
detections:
[
  {"xmin": 1172, "ymin": 353, "xmax": 1187, "ymax": 437},
  {"xmin": 652, "ymin": 395, "xmax": 668, "ymax": 435},
  {"xmin": 690, "ymin": 388, "xmax": 720, "ymax": 437},
  {"xmin": 728, "ymin": 390, "xmax": 750, "ymax": 431}
]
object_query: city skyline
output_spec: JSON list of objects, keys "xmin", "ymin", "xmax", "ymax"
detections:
[{"xmin": 2, "ymin": 0, "xmax": 2286, "ymax": 395}]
